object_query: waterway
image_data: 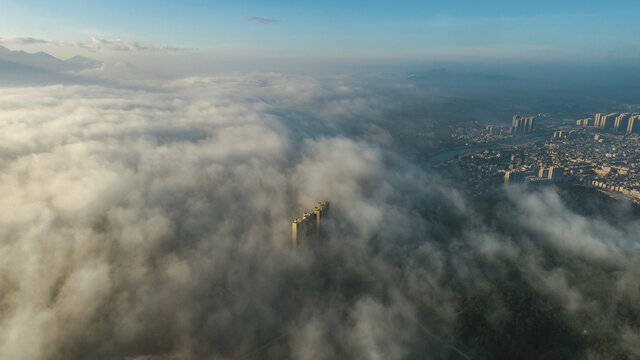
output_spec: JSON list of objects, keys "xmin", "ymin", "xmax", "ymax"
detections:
[{"xmin": 424, "ymin": 134, "xmax": 549, "ymax": 166}]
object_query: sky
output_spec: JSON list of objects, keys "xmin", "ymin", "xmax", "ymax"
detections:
[{"xmin": 1, "ymin": 0, "xmax": 640, "ymax": 63}]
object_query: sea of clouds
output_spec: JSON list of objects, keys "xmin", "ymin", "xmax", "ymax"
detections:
[{"xmin": 0, "ymin": 74, "xmax": 639, "ymax": 359}]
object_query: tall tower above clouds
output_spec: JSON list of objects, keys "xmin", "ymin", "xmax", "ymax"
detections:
[{"xmin": 291, "ymin": 201, "xmax": 329, "ymax": 248}]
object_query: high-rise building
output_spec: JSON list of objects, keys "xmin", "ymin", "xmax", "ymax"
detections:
[
  {"xmin": 594, "ymin": 113, "xmax": 603, "ymax": 128},
  {"xmin": 538, "ymin": 167, "xmax": 547, "ymax": 178},
  {"xmin": 537, "ymin": 166, "xmax": 562, "ymax": 181},
  {"xmin": 614, "ymin": 113, "xmax": 630, "ymax": 132},
  {"xmin": 599, "ymin": 113, "xmax": 617, "ymax": 129},
  {"xmin": 504, "ymin": 171, "xmax": 524, "ymax": 184},
  {"xmin": 291, "ymin": 201, "xmax": 329, "ymax": 248},
  {"xmin": 628, "ymin": 115, "xmax": 640, "ymax": 134},
  {"xmin": 291, "ymin": 219, "xmax": 300, "ymax": 247},
  {"xmin": 511, "ymin": 115, "xmax": 535, "ymax": 135}
]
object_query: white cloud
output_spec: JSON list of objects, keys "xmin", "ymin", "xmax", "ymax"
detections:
[
  {"xmin": 0, "ymin": 75, "xmax": 638, "ymax": 359},
  {"xmin": 0, "ymin": 36, "xmax": 48, "ymax": 45},
  {"xmin": 0, "ymin": 36, "xmax": 192, "ymax": 52}
]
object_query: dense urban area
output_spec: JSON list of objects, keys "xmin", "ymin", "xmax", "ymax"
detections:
[{"xmin": 436, "ymin": 112, "xmax": 640, "ymax": 203}]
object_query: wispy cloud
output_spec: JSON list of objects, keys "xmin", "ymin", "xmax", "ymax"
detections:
[
  {"xmin": 0, "ymin": 36, "xmax": 49, "ymax": 45},
  {"xmin": 0, "ymin": 36, "xmax": 192, "ymax": 52},
  {"xmin": 81, "ymin": 37, "xmax": 192, "ymax": 52},
  {"xmin": 247, "ymin": 16, "xmax": 280, "ymax": 24}
]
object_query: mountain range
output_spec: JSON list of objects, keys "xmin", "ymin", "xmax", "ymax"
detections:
[
  {"xmin": 0, "ymin": 45, "xmax": 102, "ymax": 72},
  {"xmin": 0, "ymin": 45, "xmax": 104, "ymax": 85}
]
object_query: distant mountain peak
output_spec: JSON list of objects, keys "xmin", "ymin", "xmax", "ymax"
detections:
[
  {"xmin": 63, "ymin": 56, "xmax": 103, "ymax": 73},
  {"xmin": 34, "ymin": 50, "xmax": 58, "ymax": 58},
  {"xmin": 0, "ymin": 45, "xmax": 102, "ymax": 72}
]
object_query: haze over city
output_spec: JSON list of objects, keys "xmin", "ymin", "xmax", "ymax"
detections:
[{"xmin": 1, "ymin": 1, "xmax": 640, "ymax": 359}]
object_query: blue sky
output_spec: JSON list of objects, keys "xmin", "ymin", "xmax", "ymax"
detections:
[{"xmin": 1, "ymin": 1, "xmax": 639, "ymax": 61}]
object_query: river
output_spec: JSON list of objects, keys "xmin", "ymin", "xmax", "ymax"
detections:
[{"xmin": 424, "ymin": 134, "xmax": 549, "ymax": 166}]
